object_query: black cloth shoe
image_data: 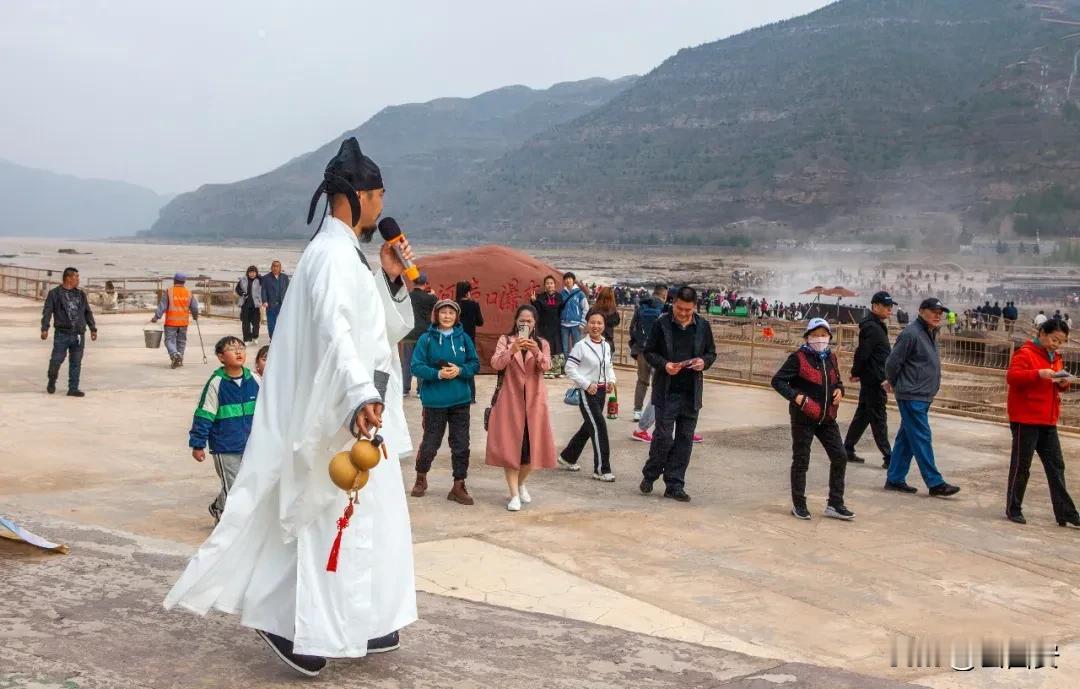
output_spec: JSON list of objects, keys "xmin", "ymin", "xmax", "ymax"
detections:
[
  {"xmin": 824, "ymin": 505, "xmax": 855, "ymax": 521},
  {"xmin": 256, "ymin": 630, "xmax": 326, "ymax": 677},
  {"xmin": 928, "ymin": 482, "xmax": 960, "ymax": 498},
  {"xmin": 881, "ymin": 456, "xmax": 891, "ymax": 469},
  {"xmin": 1057, "ymin": 517, "xmax": 1080, "ymax": 528},
  {"xmin": 883, "ymin": 481, "xmax": 918, "ymax": 494},
  {"xmin": 663, "ymin": 489, "xmax": 691, "ymax": 502},
  {"xmin": 66, "ymin": 390, "xmax": 85, "ymax": 397},
  {"xmin": 1006, "ymin": 513, "xmax": 1026, "ymax": 525},
  {"xmin": 367, "ymin": 630, "xmax": 400, "ymax": 654},
  {"xmin": 791, "ymin": 505, "xmax": 811, "ymax": 520},
  {"xmin": 846, "ymin": 451, "xmax": 865, "ymax": 464},
  {"xmin": 46, "ymin": 380, "xmax": 56, "ymax": 394},
  {"xmin": 639, "ymin": 478, "xmax": 654, "ymax": 495}
]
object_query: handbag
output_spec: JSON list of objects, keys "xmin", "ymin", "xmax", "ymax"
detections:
[
  {"xmin": 483, "ymin": 336, "xmax": 508, "ymax": 431},
  {"xmin": 563, "ymin": 387, "xmax": 582, "ymax": 406}
]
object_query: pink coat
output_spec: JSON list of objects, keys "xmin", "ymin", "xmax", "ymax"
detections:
[{"xmin": 484, "ymin": 335, "xmax": 557, "ymax": 470}]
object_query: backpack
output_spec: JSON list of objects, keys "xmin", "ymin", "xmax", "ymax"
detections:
[{"xmin": 632, "ymin": 299, "xmax": 663, "ymax": 346}]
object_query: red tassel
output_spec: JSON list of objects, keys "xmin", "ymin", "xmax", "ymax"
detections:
[{"xmin": 326, "ymin": 500, "xmax": 354, "ymax": 572}]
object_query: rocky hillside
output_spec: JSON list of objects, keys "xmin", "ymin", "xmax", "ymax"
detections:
[{"xmin": 145, "ymin": 77, "xmax": 637, "ymax": 240}]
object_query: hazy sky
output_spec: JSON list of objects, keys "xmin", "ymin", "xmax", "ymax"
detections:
[{"xmin": 0, "ymin": 1, "xmax": 832, "ymax": 194}]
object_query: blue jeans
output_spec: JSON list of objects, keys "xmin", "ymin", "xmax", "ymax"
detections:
[
  {"xmin": 49, "ymin": 331, "xmax": 84, "ymax": 391},
  {"xmin": 887, "ymin": 399, "xmax": 945, "ymax": 488},
  {"xmin": 164, "ymin": 325, "xmax": 187, "ymax": 359},
  {"xmin": 266, "ymin": 305, "xmax": 281, "ymax": 339},
  {"xmin": 561, "ymin": 325, "xmax": 583, "ymax": 356}
]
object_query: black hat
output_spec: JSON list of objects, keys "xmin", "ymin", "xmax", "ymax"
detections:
[
  {"xmin": 871, "ymin": 291, "xmax": 897, "ymax": 306},
  {"xmin": 919, "ymin": 297, "xmax": 950, "ymax": 313},
  {"xmin": 306, "ymin": 137, "xmax": 384, "ymax": 227}
]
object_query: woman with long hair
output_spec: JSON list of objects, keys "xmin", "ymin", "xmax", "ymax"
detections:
[
  {"xmin": 560, "ymin": 309, "xmax": 617, "ymax": 481},
  {"xmin": 485, "ymin": 305, "xmax": 557, "ymax": 511},
  {"xmin": 593, "ymin": 286, "xmax": 620, "ymax": 347}
]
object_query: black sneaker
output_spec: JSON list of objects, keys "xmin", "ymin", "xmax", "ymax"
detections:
[
  {"xmin": 824, "ymin": 505, "xmax": 855, "ymax": 521},
  {"xmin": 46, "ymin": 380, "xmax": 56, "ymax": 394},
  {"xmin": 66, "ymin": 390, "xmax": 85, "ymax": 397},
  {"xmin": 256, "ymin": 630, "xmax": 326, "ymax": 677},
  {"xmin": 928, "ymin": 482, "xmax": 960, "ymax": 498},
  {"xmin": 881, "ymin": 456, "xmax": 891, "ymax": 469},
  {"xmin": 883, "ymin": 481, "xmax": 918, "ymax": 494},
  {"xmin": 1006, "ymin": 513, "xmax": 1026, "ymax": 525},
  {"xmin": 846, "ymin": 452, "xmax": 865, "ymax": 464},
  {"xmin": 791, "ymin": 505, "xmax": 811, "ymax": 520},
  {"xmin": 367, "ymin": 630, "xmax": 400, "ymax": 654},
  {"xmin": 663, "ymin": 489, "xmax": 691, "ymax": 502},
  {"xmin": 639, "ymin": 478, "xmax": 654, "ymax": 495},
  {"xmin": 1058, "ymin": 517, "xmax": 1080, "ymax": 528}
]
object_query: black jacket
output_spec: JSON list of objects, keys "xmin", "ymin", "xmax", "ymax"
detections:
[
  {"xmin": 405, "ymin": 288, "xmax": 437, "ymax": 343},
  {"xmin": 644, "ymin": 313, "xmax": 717, "ymax": 411},
  {"xmin": 850, "ymin": 313, "xmax": 890, "ymax": 385},
  {"xmin": 532, "ymin": 291, "xmax": 565, "ymax": 354},
  {"xmin": 41, "ymin": 286, "xmax": 97, "ymax": 334},
  {"xmin": 458, "ymin": 299, "xmax": 484, "ymax": 342},
  {"xmin": 772, "ymin": 348, "xmax": 845, "ymax": 425}
]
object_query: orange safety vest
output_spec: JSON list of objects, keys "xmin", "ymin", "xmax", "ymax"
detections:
[{"xmin": 164, "ymin": 285, "xmax": 192, "ymax": 327}]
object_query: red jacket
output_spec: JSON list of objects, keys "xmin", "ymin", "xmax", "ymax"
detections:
[{"xmin": 1006, "ymin": 341, "xmax": 1068, "ymax": 426}]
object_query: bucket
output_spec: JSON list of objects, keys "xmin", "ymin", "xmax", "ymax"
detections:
[{"xmin": 143, "ymin": 328, "xmax": 163, "ymax": 349}]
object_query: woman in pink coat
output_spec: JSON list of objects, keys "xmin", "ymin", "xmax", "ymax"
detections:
[{"xmin": 485, "ymin": 305, "xmax": 557, "ymax": 511}]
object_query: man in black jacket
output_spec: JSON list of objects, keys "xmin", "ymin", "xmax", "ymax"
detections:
[
  {"xmin": 844, "ymin": 291, "xmax": 896, "ymax": 468},
  {"xmin": 40, "ymin": 267, "xmax": 97, "ymax": 397},
  {"xmin": 401, "ymin": 273, "xmax": 437, "ymax": 396},
  {"xmin": 640, "ymin": 286, "xmax": 716, "ymax": 502}
]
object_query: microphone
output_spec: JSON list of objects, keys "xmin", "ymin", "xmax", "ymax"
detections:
[{"xmin": 377, "ymin": 217, "xmax": 420, "ymax": 282}]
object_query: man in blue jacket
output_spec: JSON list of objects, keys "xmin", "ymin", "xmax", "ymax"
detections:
[
  {"xmin": 560, "ymin": 271, "xmax": 589, "ymax": 357},
  {"xmin": 409, "ymin": 299, "xmax": 480, "ymax": 505}
]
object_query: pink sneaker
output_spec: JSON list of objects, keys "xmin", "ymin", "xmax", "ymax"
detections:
[
  {"xmin": 692, "ymin": 434, "xmax": 703, "ymax": 443},
  {"xmin": 631, "ymin": 429, "xmax": 653, "ymax": 443}
]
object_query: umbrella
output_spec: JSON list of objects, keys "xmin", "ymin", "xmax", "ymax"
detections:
[
  {"xmin": 800, "ymin": 285, "xmax": 827, "ymax": 295},
  {"xmin": 823, "ymin": 286, "xmax": 858, "ymax": 298}
]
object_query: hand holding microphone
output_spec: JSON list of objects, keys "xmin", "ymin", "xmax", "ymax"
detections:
[{"xmin": 377, "ymin": 217, "xmax": 420, "ymax": 282}]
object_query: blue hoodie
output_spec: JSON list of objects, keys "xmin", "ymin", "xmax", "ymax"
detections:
[
  {"xmin": 560, "ymin": 286, "xmax": 588, "ymax": 328},
  {"xmin": 411, "ymin": 323, "xmax": 480, "ymax": 408}
]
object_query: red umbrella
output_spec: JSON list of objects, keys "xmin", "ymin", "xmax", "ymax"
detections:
[
  {"xmin": 800, "ymin": 285, "xmax": 827, "ymax": 295},
  {"xmin": 823, "ymin": 286, "xmax": 858, "ymax": 298}
]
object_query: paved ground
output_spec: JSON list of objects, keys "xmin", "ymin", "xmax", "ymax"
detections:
[{"xmin": 2, "ymin": 294, "xmax": 1078, "ymax": 688}]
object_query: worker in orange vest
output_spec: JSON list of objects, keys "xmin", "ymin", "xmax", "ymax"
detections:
[{"xmin": 151, "ymin": 273, "xmax": 200, "ymax": 368}]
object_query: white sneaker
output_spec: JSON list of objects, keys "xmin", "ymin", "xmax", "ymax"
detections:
[
  {"xmin": 592, "ymin": 472, "xmax": 616, "ymax": 482},
  {"xmin": 633, "ymin": 410, "xmax": 642, "ymax": 421},
  {"xmin": 519, "ymin": 485, "xmax": 531, "ymax": 503},
  {"xmin": 507, "ymin": 496, "xmax": 522, "ymax": 512},
  {"xmin": 557, "ymin": 457, "xmax": 581, "ymax": 472}
]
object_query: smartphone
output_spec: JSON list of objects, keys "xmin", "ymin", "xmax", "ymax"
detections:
[
  {"xmin": 517, "ymin": 324, "xmax": 531, "ymax": 339},
  {"xmin": 435, "ymin": 360, "xmax": 450, "ymax": 369},
  {"xmin": 1052, "ymin": 370, "xmax": 1072, "ymax": 379}
]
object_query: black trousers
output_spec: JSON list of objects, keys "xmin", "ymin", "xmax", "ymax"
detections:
[
  {"xmin": 240, "ymin": 304, "xmax": 261, "ymax": 342},
  {"xmin": 790, "ymin": 414, "xmax": 848, "ymax": 509},
  {"xmin": 1006, "ymin": 423, "xmax": 1078, "ymax": 522},
  {"xmin": 562, "ymin": 388, "xmax": 610, "ymax": 473},
  {"xmin": 415, "ymin": 404, "xmax": 471, "ymax": 480},
  {"xmin": 844, "ymin": 381, "xmax": 892, "ymax": 460},
  {"xmin": 642, "ymin": 391, "xmax": 698, "ymax": 492}
]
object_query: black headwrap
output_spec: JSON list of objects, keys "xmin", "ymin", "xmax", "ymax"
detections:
[{"xmin": 306, "ymin": 137, "xmax": 384, "ymax": 229}]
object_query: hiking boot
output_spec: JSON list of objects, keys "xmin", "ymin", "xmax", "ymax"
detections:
[
  {"xmin": 255, "ymin": 630, "xmax": 326, "ymax": 677},
  {"xmin": 824, "ymin": 505, "xmax": 855, "ymax": 521},
  {"xmin": 884, "ymin": 481, "xmax": 918, "ymax": 494},
  {"xmin": 881, "ymin": 456, "xmax": 891, "ymax": 469},
  {"xmin": 367, "ymin": 630, "xmax": 400, "ymax": 654},
  {"xmin": 639, "ymin": 478, "xmax": 654, "ymax": 494},
  {"xmin": 410, "ymin": 472, "xmax": 428, "ymax": 497},
  {"xmin": 1058, "ymin": 517, "xmax": 1080, "ymax": 528},
  {"xmin": 447, "ymin": 479, "xmax": 474, "ymax": 505},
  {"xmin": 791, "ymin": 505, "xmax": 811, "ymax": 520},
  {"xmin": 631, "ymin": 429, "xmax": 652, "ymax": 443},
  {"xmin": 928, "ymin": 482, "xmax": 960, "ymax": 498},
  {"xmin": 66, "ymin": 390, "xmax": 85, "ymax": 397}
]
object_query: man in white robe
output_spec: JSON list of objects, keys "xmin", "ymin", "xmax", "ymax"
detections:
[{"xmin": 164, "ymin": 139, "xmax": 417, "ymax": 677}]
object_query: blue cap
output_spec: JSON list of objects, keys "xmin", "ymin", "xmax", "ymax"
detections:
[
  {"xmin": 173, "ymin": 272, "xmax": 187, "ymax": 283},
  {"xmin": 803, "ymin": 317, "xmax": 832, "ymax": 337}
]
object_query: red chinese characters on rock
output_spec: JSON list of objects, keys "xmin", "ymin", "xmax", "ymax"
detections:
[{"xmin": 412, "ymin": 245, "xmax": 561, "ymax": 373}]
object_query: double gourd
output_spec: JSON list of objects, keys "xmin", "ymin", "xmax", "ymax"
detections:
[{"xmin": 329, "ymin": 435, "xmax": 384, "ymax": 493}]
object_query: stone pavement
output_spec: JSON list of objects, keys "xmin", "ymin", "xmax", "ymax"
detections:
[{"xmin": 2, "ymin": 295, "xmax": 1077, "ymax": 688}]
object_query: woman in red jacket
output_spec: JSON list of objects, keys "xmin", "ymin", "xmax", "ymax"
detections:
[{"xmin": 1005, "ymin": 318, "xmax": 1079, "ymax": 526}]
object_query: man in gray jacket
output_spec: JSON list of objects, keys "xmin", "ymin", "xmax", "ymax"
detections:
[{"xmin": 883, "ymin": 298, "xmax": 960, "ymax": 496}]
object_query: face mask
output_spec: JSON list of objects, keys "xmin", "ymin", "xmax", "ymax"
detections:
[{"xmin": 807, "ymin": 337, "xmax": 830, "ymax": 353}]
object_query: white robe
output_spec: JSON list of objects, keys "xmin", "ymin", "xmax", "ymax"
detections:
[{"xmin": 164, "ymin": 216, "xmax": 417, "ymax": 657}]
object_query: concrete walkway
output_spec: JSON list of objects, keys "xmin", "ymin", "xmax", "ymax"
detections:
[{"xmin": 2, "ymin": 295, "xmax": 1077, "ymax": 688}]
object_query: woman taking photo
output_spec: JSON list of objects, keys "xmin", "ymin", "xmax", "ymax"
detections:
[
  {"xmin": 1005, "ymin": 318, "xmax": 1079, "ymax": 527},
  {"xmin": 560, "ymin": 309, "xmax": 617, "ymax": 481},
  {"xmin": 485, "ymin": 305, "xmax": 557, "ymax": 511},
  {"xmin": 593, "ymin": 286, "xmax": 621, "ymax": 347}
]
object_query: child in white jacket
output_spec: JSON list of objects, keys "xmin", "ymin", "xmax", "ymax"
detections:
[{"xmin": 560, "ymin": 309, "xmax": 617, "ymax": 480}]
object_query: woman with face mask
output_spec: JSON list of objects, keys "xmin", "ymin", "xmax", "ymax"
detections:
[
  {"xmin": 771, "ymin": 318, "xmax": 853, "ymax": 521},
  {"xmin": 1004, "ymin": 318, "xmax": 1079, "ymax": 527}
]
